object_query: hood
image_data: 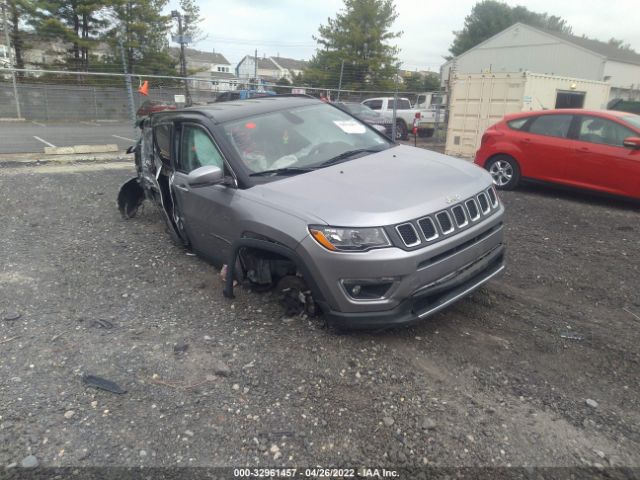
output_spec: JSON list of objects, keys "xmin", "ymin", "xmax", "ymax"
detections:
[{"xmin": 247, "ymin": 145, "xmax": 493, "ymax": 226}]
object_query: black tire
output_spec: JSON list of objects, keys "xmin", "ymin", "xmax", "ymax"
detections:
[
  {"xmin": 485, "ymin": 154, "xmax": 521, "ymax": 190},
  {"xmin": 395, "ymin": 120, "xmax": 408, "ymax": 140}
]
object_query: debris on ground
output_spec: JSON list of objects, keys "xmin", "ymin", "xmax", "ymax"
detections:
[
  {"xmin": 82, "ymin": 374, "xmax": 127, "ymax": 394},
  {"xmin": 92, "ymin": 319, "xmax": 114, "ymax": 329},
  {"xmin": 585, "ymin": 399, "xmax": 599, "ymax": 408},
  {"xmin": 560, "ymin": 332, "xmax": 584, "ymax": 341},
  {"xmin": 2, "ymin": 312, "xmax": 21, "ymax": 322},
  {"xmin": 173, "ymin": 343, "xmax": 189, "ymax": 355},
  {"xmin": 20, "ymin": 455, "xmax": 39, "ymax": 469}
]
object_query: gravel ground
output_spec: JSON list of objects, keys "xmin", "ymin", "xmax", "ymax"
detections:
[{"xmin": 0, "ymin": 161, "xmax": 639, "ymax": 476}]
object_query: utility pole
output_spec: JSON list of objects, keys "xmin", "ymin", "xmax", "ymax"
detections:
[
  {"xmin": 391, "ymin": 67, "xmax": 399, "ymax": 141},
  {"xmin": 171, "ymin": 10, "xmax": 192, "ymax": 106},
  {"xmin": 336, "ymin": 59, "xmax": 344, "ymax": 101},
  {"xmin": 254, "ymin": 48, "xmax": 258, "ymax": 88},
  {"xmin": 1, "ymin": 1, "xmax": 21, "ymax": 119},
  {"xmin": 118, "ymin": 36, "xmax": 136, "ymax": 129}
]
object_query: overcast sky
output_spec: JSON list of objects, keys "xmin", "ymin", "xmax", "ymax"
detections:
[{"xmin": 171, "ymin": 0, "xmax": 640, "ymax": 71}]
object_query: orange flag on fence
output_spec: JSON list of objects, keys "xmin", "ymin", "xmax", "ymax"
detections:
[{"xmin": 138, "ymin": 81, "xmax": 149, "ymax": 96}]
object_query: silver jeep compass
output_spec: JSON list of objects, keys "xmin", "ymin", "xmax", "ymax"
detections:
[{"xmin": 118, "ymin": 96, "xmax": 505, "ymax": 329}]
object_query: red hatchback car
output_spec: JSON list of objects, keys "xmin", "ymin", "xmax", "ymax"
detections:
[{"xmin": 475, "ymin": 109, "xmax": 640, "ymax": 200}]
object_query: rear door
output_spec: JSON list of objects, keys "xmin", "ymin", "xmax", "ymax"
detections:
[
  {"xmin": 171, "ymin": 122, "xmax": 238, "ymax": 263},
  {"xmin": 518, "ymin": 114, "xmax": 575, "ymax": 183},
  {"xmin": 568, "ymin": 115, "xmax": 640, "ymax": 197}
]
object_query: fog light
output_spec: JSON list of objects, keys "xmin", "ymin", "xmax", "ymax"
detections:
[{"xmin": 342, "ymin": 279, "xmax": 395, "ymax": 300}]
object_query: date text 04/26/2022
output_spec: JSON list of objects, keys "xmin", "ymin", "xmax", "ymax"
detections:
[{"xmin": 233, "ymin": 467, "xmax": 399, "ymax": 477}]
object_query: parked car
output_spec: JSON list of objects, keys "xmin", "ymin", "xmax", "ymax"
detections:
[
  {"xmin": 215, "ymin": 89, "xmax": 276, "ymax": 102},
  {"xmin": 118, "ymin": 96, "xmax": 505, "ymax": 329},
  {"xmin": 136, "ymin": 100, "xmax": 176, "ymax": 118},
  {"xmin": 333, "ymin": 101, "xmax": 393, "ymax": 138},
  {"xmin": 475, "ymin": 109, "xmax": 640, "ymax": 200},
  {"xmin": 361, "ymin": 97, "xmax": 437, "ymax": 139}
]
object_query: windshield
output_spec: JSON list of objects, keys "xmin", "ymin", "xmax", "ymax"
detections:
[
  {"xmin": 344, "ymin": 103, "xmax": 379, "ymax": 117},
  {"xmin": 222, "ymin": 103, "xmax": 392, "ymax": 174},
  {"xmin": 622, "ymin": 115, "xmax": 640, "ymax": 130}
]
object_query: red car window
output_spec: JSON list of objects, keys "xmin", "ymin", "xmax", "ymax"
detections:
[
  {"xmin": 528, "ymin": 115, "xmax": 573, "ymax": 138},
  {"xmin": 577, "ymin": 116, "xmax": 635, "ymax": 147}
]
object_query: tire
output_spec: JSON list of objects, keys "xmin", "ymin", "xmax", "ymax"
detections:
[
  {"xmin": 395, "ymin": 120, "xmax": 408, "ymax": 141},
  {"xmin": 485, "ymin": 154, "xmax": 521, "ymax": 190}
]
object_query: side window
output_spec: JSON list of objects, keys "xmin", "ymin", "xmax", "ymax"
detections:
[
  {"xmin": 578, "ymin": 116, "xmax": 635, "ymax": 148},
  {"xmin": 528, "ymin": 115, "xmax": 573, "ymax": 138},
  {"xmin": 153, "ymin": 124, "xmax": 172, "ymax": 167},
  {"xmin": 393, "ymin": 99, "xmax": 411, "ymax": 110},
  {"xmin": 364, "ymin": 100, "xmax": 382, "ymax": 110},
  {"xmin": 178, "ymin": 125, "xmax": 225, "ymax": 173},
  {"xmin": 507, "ymin": 118, "xmax": 529, "ymax": 131}
]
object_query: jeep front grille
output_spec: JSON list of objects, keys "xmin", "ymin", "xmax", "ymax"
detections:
[
  {"xmin": 465, "ymin": 199, "xmax": 480, "ymax": 221},
  {"xmin": 436, "ymin": 211, "xmax": 454, "ymax": 234},
  {"xmin": 477, "ymin": 192, "xmax": 490, "ymax": 214},
  {"xmin": 451, "ymin": 205, "xmax": 468, "ymax": 227},
  {"xmin": 392, "ymin": 187, "xmax": 499, "ymax": 249},
  {"xmin": 418, "ymin": 217, "xmax": 438, "ymax": 241},
  {"xmin": 396, "ymin": 223, "xmax": 420, "ymax": 247}
]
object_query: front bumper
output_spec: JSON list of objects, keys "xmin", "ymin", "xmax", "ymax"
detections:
[
  {"xmin": 318, "ymin": 244, "xmax": 504, "ymax": 329},
  {"xmin": 295, "ymin": 211, "xmax": 505, "ymax": 329}
]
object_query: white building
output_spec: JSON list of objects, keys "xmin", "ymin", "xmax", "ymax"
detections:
[
  {"xmin": 172, "ymin": 48, "xmax": 240, "ymax": 92},
  {"xmin": 236, "ymin": 54, "xmax": 308, "ymax": 83},
  {"xmin": 441, "ymin": 23, "xmax": 640, "ymax": 101}
]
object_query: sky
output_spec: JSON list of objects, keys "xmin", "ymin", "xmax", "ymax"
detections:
[{"xmin": 172, "ymin": 0, "xmax": 640, "ymax": 72}]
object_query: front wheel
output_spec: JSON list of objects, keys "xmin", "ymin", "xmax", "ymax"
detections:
[
  {"xmin": 395, "ymin": 120, "xmax": 408, "ymax": 141},
  {"xmin": 486, "ymin": 155, "xmax": 521, "ymax": 190}
]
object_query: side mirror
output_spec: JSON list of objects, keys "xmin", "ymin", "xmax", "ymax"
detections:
[
  {"xmin": 623, "ymin": 137, "xmax": 640, "ymax": 149},
  {"xmin": 187, "ymin": 165, "xmax": 224, "ymax": 187}
]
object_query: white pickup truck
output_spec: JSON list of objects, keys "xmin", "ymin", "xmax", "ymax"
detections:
[{"xmin": 361, "ymin": 96, "xmax": 445, "ymax": 140}]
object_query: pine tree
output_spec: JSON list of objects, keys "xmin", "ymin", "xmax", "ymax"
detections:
[
  {"xmin": 304, "ymin": 0, "xmax": 401, "ymax": 90},
  {"xmin": 109, "ymin": 0, "xmax": 176, "ymax": 75}
]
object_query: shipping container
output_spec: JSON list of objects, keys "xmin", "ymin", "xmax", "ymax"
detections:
[{"xmin": 445, "ymin": 72, "xmax": 611, "ymax": 158}]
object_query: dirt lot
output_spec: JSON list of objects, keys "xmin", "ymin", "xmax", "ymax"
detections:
[{"xmin": 0, "ymin": 159, "xmax": 639, "ymax": 477}]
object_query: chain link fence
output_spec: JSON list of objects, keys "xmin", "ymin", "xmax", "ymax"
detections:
[{"xmin": 0, "ymin": 67, "xmax": 448, "ymax": 153}]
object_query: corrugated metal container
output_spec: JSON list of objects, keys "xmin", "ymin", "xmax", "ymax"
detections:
[{"xmin": 445, "ymin": 72, "xmax": 611, "ymax": 157}]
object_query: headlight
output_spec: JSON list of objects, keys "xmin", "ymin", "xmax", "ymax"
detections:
[{"xmin": 309, "ymin": 225, "xmax": 391, "ymax": 252}]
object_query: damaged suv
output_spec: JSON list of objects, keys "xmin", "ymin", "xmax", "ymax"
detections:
[{"xmin": 118, "ymin": 96, "xmax": 505, "ymax": 328}]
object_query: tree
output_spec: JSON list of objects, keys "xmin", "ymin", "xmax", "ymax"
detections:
[
  {"xmin": 449, "ymin": 1, "xmax": 572, "ymax": 57},
  {"xmin": 607, "ymin": 38, "xmax": 637, "ymax": 53},
  {"xmin": 35, "ymin": 0, "xmax": 109, "ymax": 71},
  {"xmin": 4, "ymin": 0, "xmax": 37, "ymax": 74},
  {"xmin": 109, "ymin": 0, "xmax": 176, "ymax": 75},
  {"xmin": 304, "ymin": 0, "xmax": 402, "ymax": 91},
  {"xmin": 177, "ymin": 0, "xmax": 204, "ymax": 43},
  {"xmin": 402, "ymin": 71, "xmax": 440, "ymax": 92}
]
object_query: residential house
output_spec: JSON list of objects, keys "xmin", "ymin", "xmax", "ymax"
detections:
[
  {"xmin": 170, "ymin": 47, "xmax": 240, "ymax": 92},
  {"xmin": 441, "ymin": 23, "xmax": 640, "ymax": 100},
  {"xmin": 236, "ymin": 54, "xmax": 308, "ymax": 84}
]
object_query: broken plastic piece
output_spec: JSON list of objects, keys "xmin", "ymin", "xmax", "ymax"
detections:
[{"xmin": 82, "ymin": 374, "xmax": 127, "ymax": 394}]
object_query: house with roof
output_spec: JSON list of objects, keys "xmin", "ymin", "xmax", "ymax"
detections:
[
  {"xmin": 441, "ymin": 23, "xmax": 640, "ymax": 101},
  {"xmin": 236, "ymin": 54, "xmax": 308, "ymax": 84},
  {"xmin": 171, "ymin": 47, "xmax": 240, "ymax": 92}
]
